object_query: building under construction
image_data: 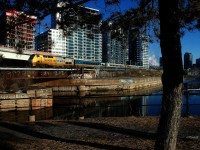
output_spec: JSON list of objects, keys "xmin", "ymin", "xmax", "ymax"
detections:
[{"xmin": 0, "ymin": 10, "xmax": 37, "ymax": 51}]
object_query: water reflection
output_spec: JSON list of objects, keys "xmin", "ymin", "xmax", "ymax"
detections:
[
  {"xmin": 53, "ymin": 95, "xmax": 148, "ymax": 119},
  {"xmin": 1, "ymin": 82, "xmax": 200, "ymax": 122},
  {"xmin": 52, "ymin": 86, "xmax": 200, "ymax": 120},
  {"xmin": 0, "ymin": 107, "xmax": 53, "ymax": 122},
  {"xmin": 52, "ymin": 86, "xmax": 162, "ymax": 120}
]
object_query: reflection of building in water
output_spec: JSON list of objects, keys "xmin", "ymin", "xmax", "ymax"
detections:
[
  {"xmin": 140, "ymin": 96, "xmax": 148, "ymax": 116},
  {"xmin": 86, "ymin": 95, "xmax": 149, "ymax": 117},
  {"xmin": 127, "ymin": 96, "xmax": 148, "ymax": 116},
  {"xmin": 53, "ymin": 92, "xmax": 154, "ymax": 118},
  {"xmin": 53, "ymin": 95, "xmax": 150, "ymax": 118}
]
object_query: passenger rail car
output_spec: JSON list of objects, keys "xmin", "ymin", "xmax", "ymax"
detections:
[
  {"xmin": 74, "ymin": 60, "xmax": 102, "ymax": 68},
  {"xmin": 28, "ymin": 54, "xmax": 142, "ymax": 69}
]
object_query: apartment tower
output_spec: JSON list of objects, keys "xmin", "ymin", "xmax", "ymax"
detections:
[
  {"xmin": 130, "ymin": 34, "xmax": 149, "ymax": 68},
  {"xmin": 0, "ymin": 10, "xmax": 37, "ymax": 50},
  {"xmin": 103, "ymin": 31, "xmax": 149, "ymax": 68},
  {"xmin": 35, "ymin": 3, "xmax": 102, "ymax": 62},
  {"xmin": 102, "ymin": 32, "xmax": 129, "ymax": 64}
]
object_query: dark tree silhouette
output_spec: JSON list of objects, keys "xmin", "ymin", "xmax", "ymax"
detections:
[{"xmin": 154, "ymin": 0, "xmax": 183, "ymax": 149}]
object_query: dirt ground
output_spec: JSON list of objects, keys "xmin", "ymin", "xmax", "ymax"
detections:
[{"xmin": 0, "ymin": 116, "xmax": 199, "ymax": 150}]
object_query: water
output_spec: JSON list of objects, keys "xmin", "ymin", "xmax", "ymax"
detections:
[
  {"xmin": 52, "ymin": 92, "xmax": 200, "ymax": 120},
  {"xmin": 0, "ymin": 80, "xmax": 200, "ymax": 122}
]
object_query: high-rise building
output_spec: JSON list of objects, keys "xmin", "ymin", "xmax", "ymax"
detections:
[
  {"xmin": 0, "ymin": 10, "xmax": 37, "ymax": 50},
  {"xmin": 35, "ymin": 29, "xmax": 67, "ymax": 56},
  {"xmin": 36, "ymin": 4, "xmax": 102, "ymax": 62},
  {"xmin": 184, "ymin": 52, "xmax": 193, "ymax": 69},
  {"xmin": 196, "ymin": 58, "xmax": 200, "ymax": 68},
  {"xmin": 102, "ymin": 32, "xmax": 129, "ymax": 64},
  {"xmin": 129, "ymin": 34, "xmax": 149, "ymax": 68},
  {"xmin": 102, "ymin": 32, "xmax": 149, "ymax": 68}
]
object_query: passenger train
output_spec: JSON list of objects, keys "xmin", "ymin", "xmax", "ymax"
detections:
[
  {"xmin": 28, "ymin": 54, "xmax": 103, "ymax": 68},
  {"xmin": 28, "ymin": 54, "xmax": 143, "ymax": 69},
  {"xmin": 0, "ymin": 45, "xmax": 143, "ymax": 69}
]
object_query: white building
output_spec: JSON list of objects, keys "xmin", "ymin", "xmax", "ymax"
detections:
[
  {"xmin": 135, "ymin": 35, "xmax": 149, "ymax": 68},
  {"xmin": 35, "ymin": 3, "xmax": 102, "ymax": 62},
  {"xmin": 35, "ymin": 29, "xmax": 67, "ymax": 56}
]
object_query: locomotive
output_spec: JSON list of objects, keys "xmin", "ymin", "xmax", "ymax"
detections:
[{"xmin": 28, "ymin": 54, "xmax": 102, "ymax": 68}]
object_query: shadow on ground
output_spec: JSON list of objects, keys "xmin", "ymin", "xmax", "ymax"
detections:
[{"xmin": 0, "ymin": 121, "xmax": 156, "ymax": 150}]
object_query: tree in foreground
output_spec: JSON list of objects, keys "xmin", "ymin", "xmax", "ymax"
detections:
[
  {"xmin": 155, "ymin": 1, "xmax": 200, "ymax": 149},
  {"xmin": 0, "ymin": 0, "xmax": 200, "ymax": 149},
  {"xmin": 154, "ymin": 0, "xmax": 183, "ymax": 149}
]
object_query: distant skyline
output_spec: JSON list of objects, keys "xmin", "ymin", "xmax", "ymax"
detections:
[
  {"xmin": 38, "ymin": 0, "xmax": 200, "ymax": 65},
  {"xmin": 181, "ymin": 30, "xmax": 200, "ymax": 64},
  {"xmin": 148, "ymin": 29, "xmax": 200, "ymax": 65},
  {"xmin": 84, "ymin": 0, "xmax": 200, "ymax": 64}
]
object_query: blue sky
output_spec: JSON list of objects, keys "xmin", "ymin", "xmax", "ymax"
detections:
[
  {"xmin": 148, "ymin": 29, "xmax": 200, "ymax": 64},
  {"xmin": 84, "ymin": 0, "xmax": 200, "ymax": 64}
]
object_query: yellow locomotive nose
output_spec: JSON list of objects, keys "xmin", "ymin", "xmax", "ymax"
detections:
[
  {"xmin": 28, "ymin": 54, "xmax": 40, "ymax": 67},
  {"xmin": 28, "ymin": 54, "xmax": 35, "ymax": 65}
]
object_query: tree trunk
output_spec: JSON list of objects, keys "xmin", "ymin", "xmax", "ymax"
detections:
[{"xmin": 154, "ymin": 0, "xmax": 183, "ymax": 150}]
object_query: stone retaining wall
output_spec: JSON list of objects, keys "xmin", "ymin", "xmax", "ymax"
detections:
[
  {"xmin": 0, "ymin": 88, "xmax": 53, "ymax": 110},
  {"xmin": 47, "ymin": 77, "xmax": 162, "ymax": 92},
  {"xmin": 0, "ymin": 78, "xmax": 161, "ymax": 110}
]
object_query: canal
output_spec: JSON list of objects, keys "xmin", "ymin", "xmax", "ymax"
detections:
[
  {"xmin": 0, "ymin": 80, "xmax": 200, "ymax": 122},
  {"xmin": 52, "ymin": 88, "xmax": 200, "ymax": 120}
]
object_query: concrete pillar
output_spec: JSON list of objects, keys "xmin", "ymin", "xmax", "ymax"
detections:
[
  {"xmin": 79, "ymin": 116, "xmax": 84, "ymax": 120},
  {"xmin": 29, "ymin": 115, "xmax": 35, "ymax": 122}
]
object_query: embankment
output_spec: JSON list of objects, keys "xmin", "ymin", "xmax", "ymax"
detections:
[{"xmin": 32, "ymin": 77, "xmax": 162, "ymax": 92}]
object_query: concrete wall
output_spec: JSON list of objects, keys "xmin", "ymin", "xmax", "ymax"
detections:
[
  {"xmin": 33, "ymin": 77, "xmax": 162, "ymax": 92},
  {"xmin": 0, "ymin": 88, "xmax": 53, "ymax": 109},
  {"xmin": 0, "ymin": 78, "xmax": 162, "ymax": 111}
]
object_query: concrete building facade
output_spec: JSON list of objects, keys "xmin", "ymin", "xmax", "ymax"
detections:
[
  {"xmin": 0, "ymin": 10, "xmax": 37, "ymax": 50},
  {"xmin": 102, "ymin": 32, "xmax": 129, "ymax": 64},
  {"xmin": 35, "ymin": 29, "xmax": 67, "ymax": 56},
  {"xmin": 103, "ymin": 32, "xmax": 149, "ymax": 68},
  {"xmin": 103, "ymin": 33, "xmax": 149, "ymax": 68},
  {"xmin": 129, "ymin": 34, "xmax": 149, "ymax": 68},
  {"xmin": 35, "ymin": 4, "xmax": 102, "ymax": 62}
]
